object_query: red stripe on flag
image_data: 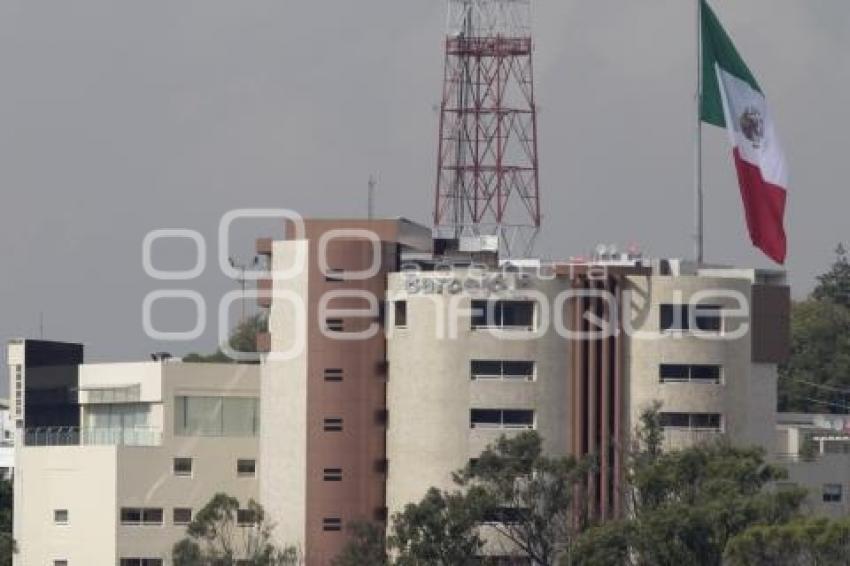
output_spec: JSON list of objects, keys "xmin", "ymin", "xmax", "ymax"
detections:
[{"xmin": 732, "ymin": 148, "xmax": 787, "ymax": 264}]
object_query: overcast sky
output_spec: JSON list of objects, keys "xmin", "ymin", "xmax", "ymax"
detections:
[{"xmin": 1, "ymin": 0, "xmax": 848, "ymax": 370}]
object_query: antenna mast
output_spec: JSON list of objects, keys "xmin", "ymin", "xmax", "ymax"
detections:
[{"xmin": 433, "ymin": 0, "xmax": 542, "ymax": 258}]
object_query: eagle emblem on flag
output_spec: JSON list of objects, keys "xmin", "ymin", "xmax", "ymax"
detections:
[{"xmin": 739, "ymin": 107, "xmax": 765, "ymax": 149}]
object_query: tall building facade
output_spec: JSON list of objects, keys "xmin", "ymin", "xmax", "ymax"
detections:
[{"xmin": 255, "ymin": 218, "xmax": 790, "ymax": 561}]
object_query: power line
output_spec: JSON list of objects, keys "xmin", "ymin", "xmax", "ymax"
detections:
[{"xmin": 784, "ymin": 376, "xmax": 850, "ymax": 395}]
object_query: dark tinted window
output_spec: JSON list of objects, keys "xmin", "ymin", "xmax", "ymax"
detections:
[
  {"xmin": 395, "ymin": 301, "xmax": 408, "ymax": 327},
  {"xmin": 470, "ymin": 409, "xmax": 501, "ymax": 427}
]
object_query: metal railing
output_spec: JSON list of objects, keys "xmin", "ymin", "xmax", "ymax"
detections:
[
  {"xmin": 24, "ymin": 426, "xmax": 161, "ymax": 447},
  {"xmin": 662, "ymin": 428, "xmax": 724, "ymax": 450}
]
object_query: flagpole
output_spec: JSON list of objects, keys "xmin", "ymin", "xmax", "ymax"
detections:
[{"xmin": 695, "ymin": 0, "xmax": 704, "ymax": 265}]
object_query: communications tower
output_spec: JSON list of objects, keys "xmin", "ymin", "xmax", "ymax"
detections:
[{"xmin": 433, "ymin": 0, "xmax": 541, "ymax": 258}]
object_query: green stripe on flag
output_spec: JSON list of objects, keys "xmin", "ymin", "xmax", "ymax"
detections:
[{"xmin": 700, "ymin": 0, "xmax": 762, "ymax": 128}]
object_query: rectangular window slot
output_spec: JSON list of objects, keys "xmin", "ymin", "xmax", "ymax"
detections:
[
  {"xmin": 470, "ymin": 409, "xmax": 535, "ymax": 430},
  {"xmin": 237, "ymin": 459, "xmax": 256, "ymax": 477},
  {"xmin": 471, "ymin": 300, "xmax": 535, "ymax": 330},
  {"xmin": 660, "ymin": 304, "xmax": 722, "ymax": 333},
  {"xmin": 323, "ymin": 418, "xmax": 343, "ymax": 432},
  {"xmin": 323, "ymin": 468, "xmax": 343, "ymax": 482},
  {"xmin": 173, "ymin": 457, "xmax": 192, "ymax": 476},
  {"xmin": 471, "ymin": 360, "xmax": 535, "ymax": 381},
  {"xmin": 325, "ymin": 269, "xmax": 345, "ymax": 282},
  {"xmin": 394, "ymin": 301, "xmax": 408, "ymax": 327},
  {"xmin": 325, "ymin": 318, "xmax": 344, "ymax": 332},
  {"xmin": 237, "ymin": 509, "xmax": 256, "ymax": 526},
  {"xmin": 173, "ymin": 508, "xmax": 192, "ymax": 525},
  {"xmin": 120, "ymin": 507, "xmax": 163, "ymax": 526},
  {"xmin": 53, "ymin": 509, "xmax": 69, "ymax": 524},
  {"xmin": 823, "ymin": 484, "xmax": 843, "ymax": 503},
  {"xmin": 659, "ymin": 412, "xmax": 722, "ymax": 431},
  {"xmin": 324, "ymin": 368, "xmax": 344, "ymax": 382},
  {"xmin": 659, "ymin": 364, "xmax": 722, "ymax": 384},
  {"xmin": 323, "ymin": 517, "xmax": 343, "ymax": 532}
]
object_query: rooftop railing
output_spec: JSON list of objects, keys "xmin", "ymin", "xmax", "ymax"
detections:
[{"xmin": 23, "ymin": 426, "xmax": 161, "ymax": 447}]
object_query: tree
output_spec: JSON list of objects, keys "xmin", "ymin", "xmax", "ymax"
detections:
[
  {"xmin": 725, "ymin": 516, "xmax": 850, "ymax": 566},
  {"xmin": 779, "ymin": 244, "xmax": 850, "ymax": 413},
  {"xmin": 812, "ymin": 244, "xmax": 850, "ymax": 307},
  {"xmin": 453, "ymin": 432, "xmax": 591, "ymax": 566},
  {"xmin": 172, "ymin": 493, "xmax": 300, "ymax": 566},
  {"xmin": 331, "ymin": 521, "xmax": 388, "ymax": 566},
  {"xmin": 0, "ymin": 479, "xmax": 14, "ymax": 566},
  {"xmin": 390, "ymin": 487, "xmax": 488, "ymax": 565},
  {"xmin": 572, "ymin": 407, "xmax": 807, "ymax": 566},
  {"xmin": 184, "ymin": 314, "xmax": 267, "ymax": 364}
]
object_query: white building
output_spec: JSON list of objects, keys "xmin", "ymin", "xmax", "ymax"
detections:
[{"xmin": 12, "ymin": 360, "xmax": 260, "ymax": 566}]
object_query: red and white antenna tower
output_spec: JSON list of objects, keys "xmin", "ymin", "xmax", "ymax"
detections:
[{"xmin": 433, "ymin": 0, "xmax": 541, "ymax": 258}]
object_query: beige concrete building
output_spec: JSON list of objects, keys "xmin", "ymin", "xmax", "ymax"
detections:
[
  {"xmin": 12, "ymin": 360, "xmax": 260, "ymax": 566},
  {"xmin": 249, "ymin": 218, "xmax": 792, "ymax": 563}
]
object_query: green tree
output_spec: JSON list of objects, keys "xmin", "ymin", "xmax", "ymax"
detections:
[
  {"xmin": 813, "ymin": 244, "xmax": 850, "ymax": 306},
  {"xmin": 184, "ymin": 314, "xmax": 267, "ymax": 364},
  {"xmin": 572, "ymin": 407, "xmax": 807, "ymax": 566},
  {"xmin": 0, "ymin": 479, "xmax": 14, "ymax": 566},
  {"xmin": 390, "ymin": 487, "xmax": 488, "ymax": 566},
  {"xmin": 454, "ymin": 432, "xmax": 590, "ymax": 565},
  {"xmin": 779, "ymin": 244, "xmax": 850, "ymax": 413},
  {"xmin": 172, "ymin": 493, "xmax": 299, "ymax": 566},
  {"xmin": 725, "ymin": 516, "xmax": 850, "ymax": 566},
  {"xmin": 331, "ymin": 521, "xmax": 388, "ymax": 566}
]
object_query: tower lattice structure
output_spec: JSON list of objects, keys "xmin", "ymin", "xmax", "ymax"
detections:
[{"xmin": 433, "ymin": 0, "xmax": 541, "ymax": 258}]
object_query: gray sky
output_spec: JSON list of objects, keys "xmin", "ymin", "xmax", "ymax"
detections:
[{"xmin": 0, "ymin": 0, "xmax": 848, "ymax": 367}]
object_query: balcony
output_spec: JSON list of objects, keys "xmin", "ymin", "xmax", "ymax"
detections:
[{"xmin": 24, "ymin": 426, "xmax": 162, "ymax": 447}]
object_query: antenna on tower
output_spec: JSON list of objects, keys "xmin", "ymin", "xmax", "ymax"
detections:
[
  {"xmin": 368, "ymin": 175, "xmax": 377, "ymax": 220},
  {"xmin": 433, "ymin": 0, "xmax": 542, "ymax": 258}
]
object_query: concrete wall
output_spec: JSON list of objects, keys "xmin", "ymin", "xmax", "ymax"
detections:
[
  {"xmin": 261, "ymin": 240, "xmax": 310, "ymax": 552},
  {"xmin": 624, "ymin": 275, "xmax": 775, "ymax": 449},
  {"xmin": 386, "ymin": 271, "xmax": 571, "ymax": 517},
  {"xmin": 15, "ymin": 446, "xmax": 118, "ymax": 565}
]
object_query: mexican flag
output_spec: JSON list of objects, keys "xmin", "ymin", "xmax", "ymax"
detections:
[{"xmin": 701, "ymin": 0, "xmax": 788, "ymax": 264}]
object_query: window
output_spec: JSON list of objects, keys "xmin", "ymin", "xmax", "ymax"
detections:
[
  {"xmin": 53, "ymin": 509, "xmax": 69, "ymax": 525},
  {"xmin": 53, "ymin": 561, "xmax": 68, "ymax": 566},
  {"xmin": 471, "ymin": 360, "xmax": 535, "ymax": 381},
  {"xmin": 470, "ymin": 409, "xmax": 535, "ymax": 429},
  {"xmin": 324, "ymin": 468, "xmax": 343, "ymax": 482},
  {"xmin": 823, "ymin": 484, "xmax": 843, "ymax": 503},
  {"xmin": 174, "ymin": 396, "xmax": 260, "ymax": 437},
  {"xmin": 120, "ymin": 559, "xmax": 164, "ymax": 566},
  {"xmin": 323, "ymin": 418, "xmax": 343, "ymax": 432},
  {"xmin": 471, "ymin": 300, "xmax": 535, "ymax": 330},
  {"xmin": 142, "ymin": 508, "xmax": 163, "ymax": 525},
  {"xmin": 325, "ymin": 318, "xmax": 344, "ymax": 332},
  {"xmin": 173, "ymin": 508, "xmax": 192, "ymax": 525},
  {"xmin": 482, "ymin": 507, "xmax": 525, "ymax": 525},
  {"xmin": 394, "ymin": 301, "xmax": 408, "ymax": 327},
  {"xmin": 237, "ymin": 509, "xmax": 257, "ymax": 526},
  {"xmin": 324, "ymin": 368, "xmax": 344, "ymax": 382},
  {"xmin": 237, "ymin": 459, "xmax": 256, "ymax": 477},
  {"xmin": 659, "ymin": 412, "xmax": 722, "ymax": 431},
  {"xmin": 659, "ymin": 364, "xmax": 722, "ymax": 384},
  {"xmin": 120, "ymin": 507, "xmax": 163, "ymax": 526},
  {"xmin": 325, "ymin": 269, "xmax": 345, "ymax": 282},
  {"xmin": 323, "ymin": 517, "xmax": 343, "ymax": 532},
  {"xmin": 660, "ymin": 304, "xmax": 722, "ymax": 333},
  {"xmin": 173, "ymin": 457, "xmax": 192, "ymax": 476}
]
